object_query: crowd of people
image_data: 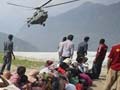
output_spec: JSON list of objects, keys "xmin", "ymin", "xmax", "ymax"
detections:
[{"xmin": 0, "ymin": 34, "xmax": 119, "ymax": 90}]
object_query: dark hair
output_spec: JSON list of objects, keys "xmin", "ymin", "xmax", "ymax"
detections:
[
  {"xmin": 62, "ymin": 37, "xmax": 67, "ymax": 42},
  {"xmin": 60, "ymin": 76, "xmax": 67, "ymax": 81},
  {"xmin": 84, "ymin": 36, "xmax": 90, "ymax": 42},
  {"xmin": 76, "ymin": 57, "xmax": 84, "ymax": 63},
  {"xmin": 60, "ymin": 62, "xmax": 69, "ymax": 70},
  {"xmin": 99, "ymin": 39, "xmax": 105, "ymax": 44},
  {"xmin": 67, "ymin": 34, "xmax": 74, "ymax": 41},
  {"xmin": 17, "ymin": 66, "xmax": 26, "ymax": 76},
  {"xmin": 8, "ymin": 34, "xmax": 13, "ymax": 40}
]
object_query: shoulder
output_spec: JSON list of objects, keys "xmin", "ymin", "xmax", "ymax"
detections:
[
  {"xmin": 110, "ymin": 44, "xmax": 120, "ymax": 51},
  {"xmin": 79, "ymin": 41, "xmax": 84, "ymax": 45},
  {"xmin": 70, "ymin": 41, "xmax": 74, "ymax": 46},
  {"xmin": 59, "ymin": 42, "xmax": 63, "ymax": 46},
  {"xmin": 112, "ymin": 44, "xmax": 120, "ymax": 48},
  {"xmin": 99, "ymin": 44, "xmax": 107, "ymax": 48},
  {"xmin": 66, "ymin": 83, "xmax": 76, "ymax": 89}
]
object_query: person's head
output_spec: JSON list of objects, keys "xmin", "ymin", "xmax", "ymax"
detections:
[
  {"xmin": 59, "ymin": 62, "xmax": 69, "ymax": 71},
  {"xmin": 84, "ymin": 36, "xmax": 90, "ymax": 42},
  {"xmin": 8, "ymin": 34, "xmax": 13, "ymax": 41},
  {"xmin": 2, "ymin": 70, "xmax": 11, "ymax": 80},
  {"xmin": 99, "ymin": 39, "xmax": 105, "ymax": 44},
  {"xmin": 29, "ymin": 69, "xmax": 39, "ymax": 77},
  {"xmin": 45, "ymin": 60, "xmax": 53, "ymax": 67},
  {"xmin": 62, "ymin": 37, "xmax": 67, "ymax": 42},
  {"xmin": 83, "ymin": 57, "xmax": 88, "ymax": 63},
  {"xmin": 76, "ymin": 57, "xmax": 84, "ymax": 64},
  {"xmin": 17, "ymin": 66, "xmax": 26, "ymax": 76},
  {"xmin": 67, "ymin": 34, "xmax": 74, "ymax": 41}
]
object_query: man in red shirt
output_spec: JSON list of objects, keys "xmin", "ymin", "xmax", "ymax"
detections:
[
  {"xmin": 92, "ymin": 39, "xmax": 108, "ymax": 79},
  {"xmin": 104, "ymin": 44, "xmax": 120, "ymax": 90}
]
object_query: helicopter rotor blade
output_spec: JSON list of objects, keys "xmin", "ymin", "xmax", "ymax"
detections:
[
  {"xmin": 44, "ymin": 0, "xmax": 80, "ymax": 8},
  {"xmin": 34, "ymin": 0, "xmax": 52, "ymax": 10},
  {"xmin": 7, "ymin": 2, "xmax": 34, "ymax": 9}
]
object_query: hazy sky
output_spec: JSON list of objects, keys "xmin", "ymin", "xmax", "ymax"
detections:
[{"xmin": 0, "ymin": 0, "xmax": 120, "ymax": 34}]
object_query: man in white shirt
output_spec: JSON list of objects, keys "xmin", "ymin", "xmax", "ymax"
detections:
[
  {"xmin": 59, "ymin": 34, "xmax": 74, "ymax": 62},
  {"xmin": 58, "ymin": 37, "xmax": 67, "ymax": 63}
]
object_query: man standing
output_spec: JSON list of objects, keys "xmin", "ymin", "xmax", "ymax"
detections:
[
  {"xmin": 59, "ymin": 34, "xmax": 74, "ymax": 61},
  {"xmin": 58, "ymin": 36, "xmax": 67, "ymax": 63},
  {"xmin": 77, "ymin": 36, "xmax": 90, "ymax": 58},
  {"xmin": 104, "ymin": 43, "xmax": 120, "ymax": 90},
  {"xmin": 93, "ymin": 39, "xmax": 108, "ymax": 79},
  {"xmin": 0, "ymin": 34, "xmax": 15, "ymax": 74}
]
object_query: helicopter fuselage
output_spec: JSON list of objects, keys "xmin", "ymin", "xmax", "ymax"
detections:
[{"xmin": 27, "ymin": 10, "xmax": 48, "ymax": 27}]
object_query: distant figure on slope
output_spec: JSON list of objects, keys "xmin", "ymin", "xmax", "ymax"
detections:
[
  {"xmin": 58, "ymin": 36, "xmax": 67, "ymax": 63},
  {"xmin": 77, "ymin": 36, "xmax": 90, "ymax": 58},
  {"xmin": 59, "ymin": 34, "xmax": 74, "ymax": 62},
  {"xmin": 0, "ymin": 34, "xmax": 15, "ymax": 74},
  {"xmin": 92, "ymin": 39, "xmax": 108, "ymax": 79}
]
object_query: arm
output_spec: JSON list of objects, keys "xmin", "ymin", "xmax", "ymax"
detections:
[
  {"xmin": 96, "ymin": 45, "xmax": 102, "ymax": 58},
  {"xmin": 107, "ymin": 58, "xmax": 112, "ymax": 73},
  {"xmin": 70, "ymin": 44, "xmax": 74, "ymax": 59},
  {"xmin": 12, "ymin": 51, "xmax": 15, "ymax": 60},
  {"xmin": 58, "ymin": 44, "xmax": 63, "ymax": 57},
  {"xmin": 84, "ymin": 43, "xmax": 88, "ymax": 56},
  {"xmin": 94, "ymin": 45, "xmax": 102, "ymax": 63},
  {"xmin": 107, "ymin": 47, "xmax": 114, "ymax": 73},
  {"xmin": 0, "ymin": 76, "xmax": 9, "ymax": 87},
  {"xmin": 77, "ymin": 43, "xmax": 80, "ymax": 54},
  {"xmin": 11, "ymin": 42, "xmax": 15, "ymax": 60}
]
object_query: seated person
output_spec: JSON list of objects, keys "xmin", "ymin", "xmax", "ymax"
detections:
[
  {"xmin": 0, "ymin": 75, "xmax": 9, "ymax": 88},
  {"xmin": 10, "ymin": 66, "xmax": 26, "ymax": 87},
  {"xmin": 2, "ymin": 70, "xmax": 11, "ymax": 80}
]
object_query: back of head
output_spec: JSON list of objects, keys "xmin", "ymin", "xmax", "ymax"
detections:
[
  {"xmin": 45, "ymin": 60, "xmax": 53, "ymax": 67},
  {"xmin": 29, "ymin": 69, "xmax": 39, "ymax": 76},
  {"xmin": 99, "ymin": 39, "xmax": 105, "ymax": 44},
  {"xmin": 67, "ymin": 34, "xmax": 74, "ymax": 41},
  {"xmin": 62, "ymin": 37, "xmax": 67, "ymax": 42},
  {"xmin": 84, "ymin": 36, "xmax": 90, "ymax": 42},
  {"xmin": 60, "ymin": 62, "xmax": 69, "ymax": 70},
  {"xmin": 76, "ymin": 57, "xmax": 84, "ymax": 64},
  {"xmin": 17, "ymin": 66, "xmax": 26, "ymax": 76},
  {"xmin": 8, "ymin": 34, "xmax": 13, "ymax": 41}
]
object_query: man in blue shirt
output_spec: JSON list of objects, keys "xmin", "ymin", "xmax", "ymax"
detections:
[{"xmin": 77, "ymin": 36, "xmax": 90, "ymax": 58}]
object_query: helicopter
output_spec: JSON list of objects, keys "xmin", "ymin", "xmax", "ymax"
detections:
[{"xmin": 7, "ymin": 0, "xmax": 80, "ymax": 27}]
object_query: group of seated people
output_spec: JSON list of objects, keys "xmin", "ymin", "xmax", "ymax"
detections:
[{"xmin": 0, "ymin": 56, "xmax": 94, "ymax": 90}]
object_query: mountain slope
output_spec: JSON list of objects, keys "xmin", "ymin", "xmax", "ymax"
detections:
[
  {"xmin": 0, "ymin": 32, "xmax": 39, "ymax": 52},
  {"xmin": 16, "ymin": 2, "xmax": 120, "ymax": 51}
]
